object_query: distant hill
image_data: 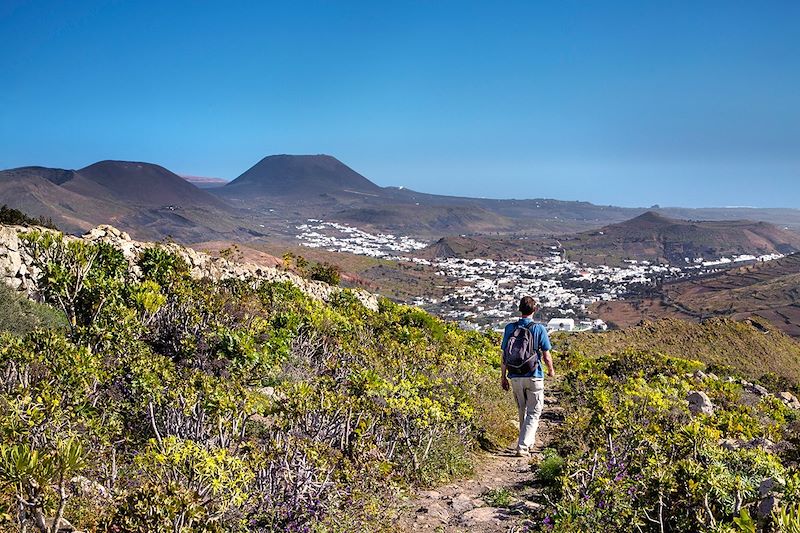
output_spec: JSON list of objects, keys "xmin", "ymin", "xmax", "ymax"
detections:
[
  {"xmin": 211, "ymin": 154, "xmax": 646, "ymax": 236},
  {"xmin": 595, "ymin": 252, "xmax": 800, "ymax": 337},
  {"xmin": 0, "ymin": 168, "xmax": 135, "ymax": 235},
  {"xmin": 181, "ymin": 175, "xmax": 228, "ymax": 188},
  {"xmin": 220, "ymin": 154, "xmax": 383, "ymax": 198},
  {"xmin": 77, "ymin": 161, "xmax": 229, "ymax": 208},
  {"xmin": 558, "ymin": 211, "xmax": 800, "ymax": 265},
  {"xmin": 213, "ymin": 154, "xmax": 800, "ymax": 238},
  {"xmin": 416, "ymin": 234, "xmax": 545, "ymax": 260},
  {"xmin": 0, "ymin": 162, "xmax": 251, "ymax": 242}
]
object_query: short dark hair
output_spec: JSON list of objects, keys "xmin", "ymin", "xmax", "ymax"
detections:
[{"xmin": 519, "ymin": 296, "xmax": 537, "ymax": 316}]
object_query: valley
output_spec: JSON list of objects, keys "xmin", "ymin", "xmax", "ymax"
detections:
[
  {"xmin": 292, "ymin": 218, "xmax": 793, "ymax": 332},
  {"xmin": 596, "ymin": 252, "xmax": 800, "ymax": 337}
]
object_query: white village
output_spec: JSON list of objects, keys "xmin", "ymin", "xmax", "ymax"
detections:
[{"xmin": 296, "ymin": 220, "xmax": 785, "ymax": 332}]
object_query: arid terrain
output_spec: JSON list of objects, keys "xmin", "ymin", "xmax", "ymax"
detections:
[{"xmin": 594, "ymin": 253, "xmax": 800, "ymax": 337}]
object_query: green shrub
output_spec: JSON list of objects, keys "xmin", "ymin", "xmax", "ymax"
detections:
[
  {"xmin": 538, "ymin": 448, "xmax": 565, "ymax": 483},
  {"xmin": 0, "ymin": 204, "xmax": 56, "ymax": 229},
  {"xmin": 0, "ymin": 233, "xmax": 514, "ymax": 531},
  {"xmin": 138, "ymin": 246, "xmax": 189, "ymax": 286},
  {"xmin": 543, "ymin": 349, "xmax": 797, "ymax": 533},
  {"xmin": 309, "ymin": 261, "xmax": 341, "ymax": 285},
  {"xmin": 484, "ymin": 488, "xmax": 513, "ymax": 508},
  {"xmin": 0, "ymin": 283, "xmax": 65, "ymax": 334}
]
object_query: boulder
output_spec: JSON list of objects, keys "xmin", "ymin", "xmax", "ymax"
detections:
[
  {"xmin": 451, "ymin": 493, "xmax": 475, "ymax": 514},
  {"xmin": 70, "ymin": 475, "xmax": 110, "ymax": 499},
  {"xmin": 461, "ymin": 507, "xmax": 504, "ymax": 526},
  {"xmin": 687, "ymin": 391, "xmax": 714, "ymax": 416},
  {"xmin": 513, "ymin": 499, "xmax": 543, "ymax": 513},
  {"xmin": 44, "ymin": 517, "xmax": 74, "ymax": 532},
  {"xmin": 759, "ymin": 477, "xmax": 780, "ymax": 498},
  {"xmin": 758, "ymin": 494, "xmax": 781, "ymax": 519},
  {"xmin": 5, "ymin": 249, "xmax": 22, "ymax": 275},
  {"xmin": 421, "ymin": 501, "xmax": 450, "ymax": 522},
  {"xmin": 719, "ymin": 438, "xmax": 741, "ymax": 451},
  {"xmin": 746, "ymin": 437, "xmax": 775, "ymax": 451},
  {"xmin": 85, "ymin": 227, "xmax": 106, "ymax": 239},
  {"xmin": 750, "ymin": 383, "xmax": 770, "ymax": 396},
  {"xmin": 778, "ymin": 392, "xmax": 800, "ymax": 409}
]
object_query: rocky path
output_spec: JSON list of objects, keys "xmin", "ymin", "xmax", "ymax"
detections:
[{"xmin": 397, "ymin": 388, "xmax": 565, "ymax": 532}]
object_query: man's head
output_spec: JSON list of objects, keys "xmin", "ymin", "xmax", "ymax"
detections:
[{"xmin": 518, "ymin": 296, "xmax": 537, "ymax": 317}]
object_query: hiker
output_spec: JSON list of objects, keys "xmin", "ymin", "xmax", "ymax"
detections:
[{"xmin": 500, "ymin": 296, "xmax": 555, "ymax": 457}]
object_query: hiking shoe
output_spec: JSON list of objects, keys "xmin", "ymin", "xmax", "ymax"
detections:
[{"xmin": 515, "ymin": 448, "xmax": 530, "ymax": 457}]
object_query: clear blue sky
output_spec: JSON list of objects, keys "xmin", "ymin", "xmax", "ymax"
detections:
[{"xmin": 1, "ymin": 1, "xmax": 797, "ymax": 208}]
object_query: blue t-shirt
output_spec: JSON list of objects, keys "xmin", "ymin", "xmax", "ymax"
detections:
[{"xmin": 501, "ymin": 318, "xmax": 551, "ymax": 378}]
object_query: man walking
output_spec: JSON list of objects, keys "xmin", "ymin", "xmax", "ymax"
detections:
[{"xmin": 501, "ymin": 296, "xmax": 555, "ymax": 457}]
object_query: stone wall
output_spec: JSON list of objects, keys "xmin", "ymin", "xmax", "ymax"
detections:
[{"xmin": 0, "ymin": 224, "xmax": 379, "ymax": 311}]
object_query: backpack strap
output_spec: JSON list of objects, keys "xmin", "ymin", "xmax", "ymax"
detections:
[
  {"xmin": 526, "ymin": 322, "xmax": 541, "ymax": 358},
  {"xmin": 517, "ymin": 320, "xmax": 540, "ymax": 354}
]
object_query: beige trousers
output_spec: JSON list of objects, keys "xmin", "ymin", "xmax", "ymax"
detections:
[{"xmin": 510, "ymin": 377, "xmax": 544, "ymax": 450}]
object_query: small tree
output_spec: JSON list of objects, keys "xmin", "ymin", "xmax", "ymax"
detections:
[{"xmin": 309, "ymin": 262, "xmax": 341, "ymax": 286}]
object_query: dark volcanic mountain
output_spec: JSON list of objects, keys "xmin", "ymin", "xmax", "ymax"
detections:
[
  {"xmin": 77, "ymin": 161, "xmax": 229, "ymax": 208},
  {"xmin": 559, "ymin": 211, "xmax": 800, "ymax": 265},
  {"xmin": 0, "ymin": 162, "xmax": 250, "ymax": 242},
  {"xmin": 221, "ymin": 154, "xmax": 383, "ymax": 198},
  {"xmin": 212, "ymin": 154, "xmax": 800, "ymax": 238},
  {"xmin": 212, "ymin": 154, "xmax": 646, "ymax": 236}
]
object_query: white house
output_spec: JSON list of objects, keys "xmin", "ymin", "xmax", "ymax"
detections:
[{"xmin": 547, "ymin": 318, "xmax": 575, "ymax": 331}]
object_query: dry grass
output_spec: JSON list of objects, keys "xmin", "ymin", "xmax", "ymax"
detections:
[{"xmin": 555, "ymin": 316, "xmax": 800, "ymax": 386}]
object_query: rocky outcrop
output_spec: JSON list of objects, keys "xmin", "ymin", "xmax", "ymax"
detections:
[
  {"xmin": 687, "ymin": 391, "xmax": 714, "ymax": 416},
  {"xmin": 757, "ymin": 477, "xmax": 782, "ymax": 519},
  {"xmin": 0, "ymin": 224, "xmax": 378, "ymax": 311},
  {"xmin": 778, "ymin": 391, "xmax": 800, "ymax": 409}
]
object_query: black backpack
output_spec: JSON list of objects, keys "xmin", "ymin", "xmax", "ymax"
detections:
[{"xmin": 503, "ymin": 322, "xmax": 540, "ymax": 375}]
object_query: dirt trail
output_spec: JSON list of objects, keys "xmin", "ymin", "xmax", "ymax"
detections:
[{"xmin": 397, "ymin": 387, "xmax": 565, "ymax": 532}]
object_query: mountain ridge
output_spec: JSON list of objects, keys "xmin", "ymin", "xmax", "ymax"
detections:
[
  {"xmin": 558, "ymin": 210, "xmax": 800, "ymax": 264},
  {"xmin": 3, "ymin": 155, "xmax": 800, "ymax": 242},
  {"xmin": 0, "ymin": 161, "xmax": 245, "ymax": 241}
]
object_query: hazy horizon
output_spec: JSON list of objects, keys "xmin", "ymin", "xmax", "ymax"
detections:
[{"xmin": 1, "ymin": 1, "xmax": 798, "ymax": 208}]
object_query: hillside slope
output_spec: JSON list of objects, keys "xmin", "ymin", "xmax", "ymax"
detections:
[
  {"xmin": 0, "ymin": 170, "xmax": 135, "ymax": 234},
  {"xmin": 557, "ymin": 316, "xmax": 800, "ymax": 384},
  {"xmin": 0, "ymin": 224, "xmax": 511, "ymax": 531},
  {"xmin": 595, "ymin": 252, "xmax": 800, "ymax": 337},
  {"xmin": 560, "ymin": 211, "xmax": 800, "ymax": 264},
  {"xmin": 0, "ymin": 162, "xmax": 255, "ymax": 242},
  {"xmin": 77, "ymin": 160, "xmax": 230, "ymax": 208}
]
